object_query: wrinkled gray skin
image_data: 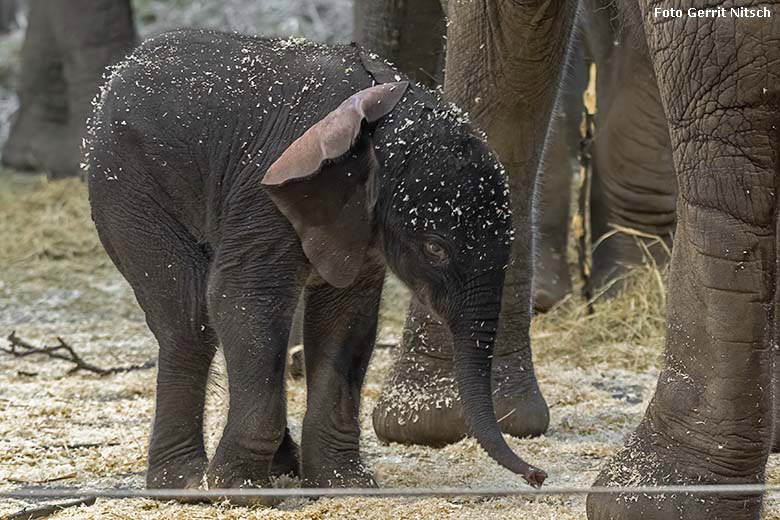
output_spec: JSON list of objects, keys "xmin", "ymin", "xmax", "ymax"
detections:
[
  {"xmin": 585, "ymin": 4, "xmax": 779, "ymax": 518},
  {"xmin": 585, "ymin": 0, "xmax": 676, "ymax": 300},
  {"xmin": 355, "ymin": 0, "xmax": 550, "ymax": 448},
  {"xmin": 363, "ymin": 0, "xmax": 780, "ymax": 518},
  {"xmin": 532, "ymin": 43, "xmax": 586, "ymax": 312},
  {"xmin": 87, "ymin": 30, "xmax": 548, "ymax": 501},
  {"xmin": 355, "ymin": 0, "xmax": 677, "ymax": 448},
  {"xmin": 440, "ymin": 1, "xmax": 778, "ymax": 519},
  {"xmin": 536, "ymin": 5, "xmax": 678, "ymax": 307},
  {"xmin": 1, "ymin": 0, "xmax": 136, "ymax": 179}
]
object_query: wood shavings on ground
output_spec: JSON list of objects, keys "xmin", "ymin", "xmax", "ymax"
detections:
[{"xmin": 1, "ymin": 171, "xmax": 779, "ymax": 519}]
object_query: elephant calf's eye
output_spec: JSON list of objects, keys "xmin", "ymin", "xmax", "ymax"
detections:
[{"xmin": 424, "ymin": 240, "xmax": 449, "ymax": 265}]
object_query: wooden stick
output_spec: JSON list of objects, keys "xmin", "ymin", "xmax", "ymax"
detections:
[
  {"xmin": 3, "ymin": 496, "xmax": 96, "ymax": 520},
  {"xmin": 1, "ymin": 332, "xmax": 155, "ymax": 376}
]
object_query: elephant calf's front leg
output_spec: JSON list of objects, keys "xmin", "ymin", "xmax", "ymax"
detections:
[
  {"xmin": 300, "ymin": 266, "xmax": 385, "ymax": 487},
  {"xmin": 205, "ymin": 264, "xmax": 301, "ymax": 505}
]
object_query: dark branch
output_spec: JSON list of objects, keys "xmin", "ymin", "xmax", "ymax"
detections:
[
  {"xmin": 1, "ymin": 332, "xmax": 155, "ymax": 376},
  {"xmin": 4, "ymin": 496, "xmax": 97, "ymax": 520}
]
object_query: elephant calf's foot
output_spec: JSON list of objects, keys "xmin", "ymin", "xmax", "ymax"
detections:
[
  {"xmin": 147, "ymin": 450, "xmax": 208, "ymax": 502},
  {"xmin": 271, "ymin": 430, "xmax": 301, "ymax": 479},
  {"xmin": 587, "ymin": 420, "xmax": 763, "ymax": 520},
  {"xmin": 206, "ymin": 428, "xmax": 301, "ymax": 505},
  {"xmin": 206, "ymin": 448, "xmax": 279, "ymax": 506},
  {"xmin": 372, "ymin": 350, "xmax": 549, "ymax": 446},
  {"xmin": 302, "ymin": 454, "xmax": 376, "ymax": 488},
  {"xmin": 206, "ymin": 464, "xmax": 278, "ymax": 506}
]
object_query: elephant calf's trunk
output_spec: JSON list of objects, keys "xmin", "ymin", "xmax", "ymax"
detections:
[{"xmin": 453, "ymin": 336, "xmax": 547, "ymax": 487}]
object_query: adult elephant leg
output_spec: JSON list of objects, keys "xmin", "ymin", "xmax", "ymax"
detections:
[
  {"xmin": 363, "ymin": 0, "xmax": 467, "ymax": 445},
  {"xmin": 1, "ymin": 0, "xmax": 68, "ymax": 173},
  {"xmin": 356, "ymin": 0, "xmax": 473, "ymax": 445},
  {"xmin": 589, "ymin": 24, "xmax": 676, "ymax": 297},
  {"xmin": 355, "ymin": 0, "xmax": 488, "ymax": 445},
  {"xmin": 1, "ymin": 0, "xmax": 135, "ymax": 178},
  {"xmin": 373, "ymin": 0, "xmax": 577, "ymax": 445},
  {"xmin": 353, "ymin": 0, "xmax": 445, "ymax": 87},
  {"xmin": 0, "ymin": 0, "xmax": 17, "ymax": 32},
  {"xmin": 534, "ymin": 42, "xmax": 588, "ymax": 312},
  {"xmin": 50, "ymin": 0, "xmax": 136, "ymax": 179},
  {"xmin": 587, "ymin": 4, "xmax": 778, "ymax": 519}
]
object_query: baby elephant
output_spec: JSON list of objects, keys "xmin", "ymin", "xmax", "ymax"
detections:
[{"xmin": 86, "ymin": 29, "xmax": 544, "ymax": 499}]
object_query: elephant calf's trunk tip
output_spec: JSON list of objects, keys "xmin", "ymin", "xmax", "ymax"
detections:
[{"xmin": 524, "ymin": 466, "xmax": 547, "ymax": 488}]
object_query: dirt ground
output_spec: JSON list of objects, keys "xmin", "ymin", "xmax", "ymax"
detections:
[{"xmin": 1, "ymin": 170, "xmax": 779, "ymax": 519}]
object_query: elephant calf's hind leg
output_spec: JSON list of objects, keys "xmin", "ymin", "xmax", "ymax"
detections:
[{"xmin": 93, "ymin": 208, "xmax": 217, "ymax": 492}]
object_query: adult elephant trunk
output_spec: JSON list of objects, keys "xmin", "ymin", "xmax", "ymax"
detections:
[{"xmin": 449, "ymin": 283, "xmax": 547, "ymax": 487}]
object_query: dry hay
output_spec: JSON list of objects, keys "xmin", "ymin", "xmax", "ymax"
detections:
[
  {"xmin": 531, "ymin": 264, "xmax": 667, "ymax": 373},
  {"xmin": 1, "ymin": 170, "xmax": 779, "ymax": 519}
]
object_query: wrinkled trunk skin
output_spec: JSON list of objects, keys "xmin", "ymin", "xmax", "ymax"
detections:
[
  {"xmin": 373, "ymin": 294, "xmax": 549, "ymax": 446},
  {"xmin": 450, "ymin": 316, "xmax": 545, "ymax": 487},
  {"xmin": 445, "ymin": 0, "xmax": 577, "ymax": 434},
  {"xmin": 380, "ymin": 267, "xmax": 547, "ymax": 484},
  {"xmin": 586, "ymin": 0, "xmax": 676, "ymax": 297},
  {"xmin": 587, "ymin": 2, "xmax": 778, "ymax": 518},
  {"xmin": 1, "ymin": 0, "xmax": 135, "ymax": 178},
  {"xmin": 353, "ymin": 0, "xmax": 445, "ymax": 87},
  {"xmin": 373, "ymin": 0, "xmax": 578, "ymax": 447},
  {"xmin": 392, "ymin": 268, "xmax": 546, "ymax": 484}
]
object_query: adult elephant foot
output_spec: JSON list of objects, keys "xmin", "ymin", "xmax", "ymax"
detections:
[
  {"xmin": 587, "ymin": 214, "xmax": 771, "ymax": 520},
  {"xmin": 587, "ymin": 401, "xmax": 764, "ymax": 519},
  {"xmin": 372, "ymin": 300, "xmax": 549, "ymax": 446}
]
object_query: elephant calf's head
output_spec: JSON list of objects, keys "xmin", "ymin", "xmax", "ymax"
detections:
[{"xmin": 262, "ymin": 81, "xmax": 545, "ymax": 487}]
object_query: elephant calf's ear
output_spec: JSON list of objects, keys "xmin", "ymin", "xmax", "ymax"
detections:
[{"xmin": 262, "ymin": 81, "xmax": 408, "ymax": 288}]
